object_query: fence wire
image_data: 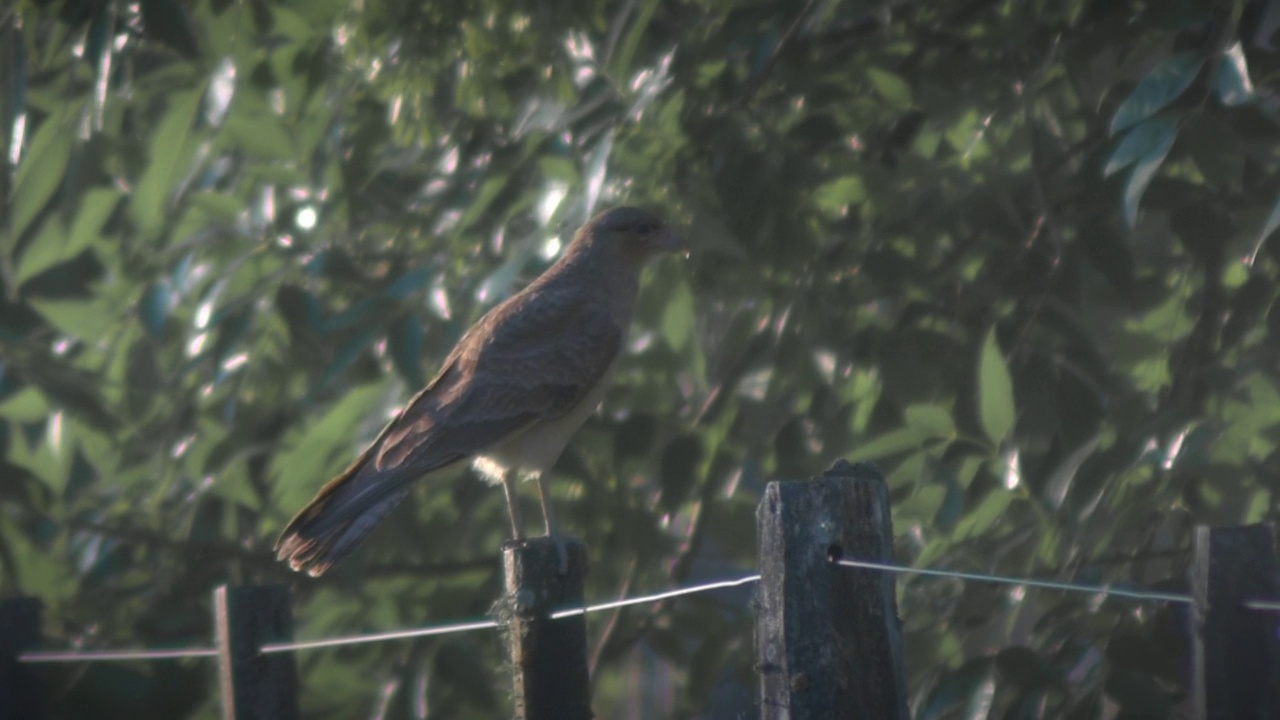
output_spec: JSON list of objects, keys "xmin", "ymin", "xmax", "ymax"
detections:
[
  {"xmin": 832, "ymin": 558, "xmax": 1194, "ymax": 604},
  {"xmin": 261, "ymin": 619, "xmax": 500, "ymax": 654},
  {"xmin": 258, "ymin": 574, "xmax": 761, "ymax": 654},
  {"xmin": 18, "ymin": 574, "xmax": 761, "ymax": 662},
  {"xmin": 20, "ymin": 647, "xmax": 219, "ymax": 663},
  {"xmin": 20, "ymin": 556, "xmax": 1276, "ymax": 664}
]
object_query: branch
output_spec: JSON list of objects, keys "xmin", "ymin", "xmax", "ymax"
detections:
[{"xmin": 731, "ymin": 0, "xmax": 818, "ymax": 108}]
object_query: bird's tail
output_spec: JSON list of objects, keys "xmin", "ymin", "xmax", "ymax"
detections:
[{"xmin": 274, "ymin": 456, "xmax": 417, "ymax": 577}]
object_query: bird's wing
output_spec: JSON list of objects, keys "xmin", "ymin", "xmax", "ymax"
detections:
[
  {"xmin": 374, "ymin": 285, "xmax": 624, "ymax": 471},
  {"xmin": 274, "ymin": 286, "xmax": 623, "ymax": 574}
]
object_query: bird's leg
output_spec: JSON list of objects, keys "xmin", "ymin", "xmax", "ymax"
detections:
[
  {"xmin": 501, "ymin": 469, "xmax": 525, "ymax": 540},
  {"xmin": 535, "ymin": 474, "xmax": 569, "ymax": 574},
  {"xmin": 535, "ymin": 474, "xmax": 558, "ymax": 536}
]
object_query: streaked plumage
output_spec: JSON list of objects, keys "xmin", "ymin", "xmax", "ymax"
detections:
[{"xmin": 276, "ymin": 207, "xmax": 682, "ymax": 576}]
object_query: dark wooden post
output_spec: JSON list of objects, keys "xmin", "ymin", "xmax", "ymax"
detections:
[
  {"xmin": 0, "ymin": 598, "xmax": 45, "ymax": 720},
  {"xmin": 755, "ymin": 459, "xmax": 909, "ymax": 719},
  {"xmin": 213, "ymin": 585, "xmax": 300, "ymax": 720},
  {"xmin": 501, "ymin": 537, "xmax": 591, "ymax": 720},
  {"xmin": 1189, "ymin": 524, "xmax": 1280, "ymax": 719}
]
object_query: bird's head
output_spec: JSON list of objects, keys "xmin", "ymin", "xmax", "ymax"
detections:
[{"xmin": 578, "ymin": 206, "xmax": 685, "ymax": 261}]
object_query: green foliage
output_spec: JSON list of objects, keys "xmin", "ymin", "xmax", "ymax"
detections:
[
  {"xmin": 5, "ymin": 0, "xmax": 1280, "ymax": 717},
  {"xmin": 1108, "ymin": 53, "xmax": 1204, "ymax": 136},
  {"xmin": 978, "ymin": 328, "xmax": 1015, "ymax": 444}
]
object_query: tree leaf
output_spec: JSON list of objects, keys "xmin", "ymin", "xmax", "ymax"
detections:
[
  {"xmin": 222, "ymin": 109, "xmax": 298, "ymax": 160},
  {"xmin": 29, "ymin": 297, "xmax": 115, "ymax": 342},
  {"xmin": 1109, "ymin": 53, "xmax": 1203, "ymax": 136},
  {"xmin": 867, "ymin": 68, "xmax": 913, "ymax": 108},
  {"xmin": 138, "ymin": 283, "xmax": 172, "ymax": 339},
  {"xmin": 1103, "ymin": 115, "xmax": 1179, "ymax": 178},
  {"xmin": 131, "ymin": 87, "xmax": 206, "ymax": 239},
  {"xmin": 953, "ymin": 489, "xmax": 1015, "ymax": 540},
  {"xmin": 904, "ymin": 404, "xmax": 955, "ymax": 437},
  {"xmin": 456, "ymin": 176, "xmax": 509, "ymax": 234},
  {"xmin": 269, "ymin": 383, "xmax": 386, "ymax": 517},
  {"xmin": 918, "ymin": 660, "xmax": 995, "ymax": 720},
  {"xmin": 11, "ymin": 112, "xmax": 73, "ymax": 244},
  {"xmin": 16, "ymin": 187, "xmax": 120, "ymax": 284},
  {"xmin": 661, "ymin": 279, "xmax": 694, "ymax": 351},
  {"xmin": 978, "ymin": 327, "xmax": 1014, "ymax": 444},
  {"xmin": 1043, "ymin": 436, "xmax": 1101, "ymax": 510},
  {"xmin": 896, "ymin": 483, "xmax": 947, "ymax": 524},
  {"xmin": 0, "ymin": 387, "xmax": 52, "ymax": 422},
  {"xmin": 313, "ymin": 325, "xmax": 380, "ymax": 392},
  {"xmin": 382, "ymin": 267, "xmax": 432, "ymax": 300},
  {"xmin": 1122, "ymin": 119, "xmax": 1178, "ymax": 227},
  {"xmin": 610, "ymin": 0, "xmax": 661, "ymax": 74},
  {"xmin": 815, "ymin": 176, "xmax": 866, "ymax": 214},
  {"xmin": 583, "ymin": 134, "xmax": 613, "ymax": 217},
  {"xmin": 1250, "ymin": 191, "xmax": 1280, "ymax": 263},
  {"xmin": 1215, "ymin": 41, "xmax": 1253, "ymax": 106}
]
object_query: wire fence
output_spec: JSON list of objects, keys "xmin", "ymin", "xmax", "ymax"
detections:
[
  {"xmin": 257, "ymin": 574, "xmax": 763, "ymax": 654},
  {"xmin": 17, "ymin": 573, "xmax": 762, "ymax": 663},
  {"xmin": 19, "ymin": 647, "xmax": 220, "ymax": 663},
  {"xmin": 831, "ymin": 558, "xmax": 1194, "ymax": 604},
  {"xmin": 17, "ymin": 555, "xmax": 1270, "ymax": 665}
]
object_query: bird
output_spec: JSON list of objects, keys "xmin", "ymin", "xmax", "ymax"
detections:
[{"xmin": 275, "ymin": 206, "xmax": 684, "ymax": 576}]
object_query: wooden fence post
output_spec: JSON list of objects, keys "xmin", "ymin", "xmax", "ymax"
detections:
[
  {"xmin": 0, "ymin": 598, "xmax": 45, "ymax": 720},
  {"xmin": 1189, "ymin": 523, "xmax": 1280, "ymax": 719},
  {"xmin": 213, "ymin": 585, "xmax": 300, "ymax": 720},
  {"xmin": 501, "ymin": 537, "xmax": 591, "ymax": 720},
  {"xmin": 755, "ymin": 459, "xmax": 909, "ymax": 719}
]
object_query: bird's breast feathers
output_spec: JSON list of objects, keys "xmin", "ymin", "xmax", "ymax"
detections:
[{"xmin": 473, "ymin": 355, "xmax": 621, "ymax": 482}]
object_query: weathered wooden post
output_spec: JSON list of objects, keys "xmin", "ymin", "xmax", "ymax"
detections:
[
  {"xmin": 755, "ymin": 459, "xmax": 909, "ymax": 719},
  {"xmin": 1189, "ymin": 523, "xmax": 1280, "ymax": 719},
  {"xmin": 501, "ymin": 537, "xmax": 591, "ymax": 720},
  {"xmin": 213, "ymin": 585, "xmax": 300, "ymax": 720},
  {"xmin": 0, "ymin": 598, "xmax": 45, "ymax": 720}
]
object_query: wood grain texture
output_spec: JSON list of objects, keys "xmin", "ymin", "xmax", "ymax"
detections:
[
  {"xmin": 756, "ymin": 460, "xmax": 909, "ymax": 719},
  {"xmin": 501, "ymin": 537, "xmax": 592, "ymax": 720}
]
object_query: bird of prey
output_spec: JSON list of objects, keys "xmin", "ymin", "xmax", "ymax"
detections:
[{"xmin": 276, "ymin": 206, "xmax": 684, "ymax": 576}]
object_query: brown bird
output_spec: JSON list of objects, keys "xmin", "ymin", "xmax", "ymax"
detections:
[{"xmin": 276, "ymin": 206, "xmax": 683, "ymax": 576}]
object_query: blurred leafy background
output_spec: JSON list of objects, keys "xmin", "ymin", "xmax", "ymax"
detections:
[{"xmin": 4, "ymin": 0, "xmax": 1280, "ymax": 717}]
